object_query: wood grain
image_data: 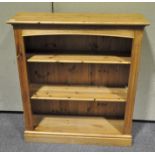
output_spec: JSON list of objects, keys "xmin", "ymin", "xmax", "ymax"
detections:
[
  {"xmin": 13, "ymin": 29, "xmax": 33, "ymax": 130},
  {"xmin": 30, "ymin": 84, "xmax": 127, "ymax": 102},
  {"xmin": 27, "ymin": 54, "xmax": 131, "ymax": 64},
  {"xmin": 24, "ymin": 35, "xmax": 132, "ymax": 56},
  {"xmin": 124, "ymin": 29, "xmax": 144, "ymax": 134},
  {"xmin": 28, "ymin": 63, "xmax": 130, "ymax": 87},
  {"xmin": 32, "ymin": 100, "xmax": 125, "ymax": 118},
  {"xmin": 22, "ymin": 28, "xmax": 134, "ymax": 38},
  {"xmin": 7, "ymin": 12, "xmax": 149, "ymax": 26},
  {"xmin": 25, "ymin": 131, "xmax": 132, "ymax": 146},
  {"xmin": 24, "ymin": 115, "xmax": 132, "ymax": 146},
  {"xmin": 33, "ymin": 115, "xmax": 124, "ymax": 136}
]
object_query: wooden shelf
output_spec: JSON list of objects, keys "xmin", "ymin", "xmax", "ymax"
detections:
[
  {"xmin": 27, "ymin": 54, "xmax": 131, "ymax": 64},
  {"xmin": 30, "ymin": 84, "xmax": 127, "ymax": 102},
  {"xmin": 33, "ymin": 115, "xmax": 123, "ymax": 136},
  {"xmin": 25, "ymin": 115, "xmax": 131, "ymax": 146}
]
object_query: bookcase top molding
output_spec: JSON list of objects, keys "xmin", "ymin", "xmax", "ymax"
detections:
[{"xmin": 7, "ymin": 12, "xmax": 149, "ymax": 26}]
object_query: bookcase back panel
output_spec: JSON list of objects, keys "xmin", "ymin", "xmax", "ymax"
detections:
[
  {"xmin": 31, "ymin": 100, "xmax": 125, "ymax": 118},
  {"xmin": 24, "ymin": 35, "xmax": 132, "ymax": 56},
  {"xmin": 28, "ymin": 63, "xmax": 130, "ymax": 87}
]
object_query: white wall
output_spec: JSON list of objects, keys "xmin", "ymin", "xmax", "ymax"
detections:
[
  {"xmin": 54, "ymin": 2, "xmax": 155, "ymax": 121},
  {"xmin": 0, "ymin": 3, "xmax": 51, "ymax": 111}
]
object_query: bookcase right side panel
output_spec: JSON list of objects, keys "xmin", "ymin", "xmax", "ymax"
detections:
[{"xmin": 124, "ymin": 29, "xmax": 144, "ymax": 134}]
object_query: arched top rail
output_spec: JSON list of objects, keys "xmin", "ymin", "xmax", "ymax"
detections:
[{"xmin": 22, "ymin": 28, "xmax": 134, "ymax": 38}]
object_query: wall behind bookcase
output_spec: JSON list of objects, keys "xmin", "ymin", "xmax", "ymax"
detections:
[
  {"xmin": 0, "ymin": 3, "xmax": 52, "ymax": 111},
  {"xmin": 53, "ymin": 2, "xmax": 155, "ymax": 121}
]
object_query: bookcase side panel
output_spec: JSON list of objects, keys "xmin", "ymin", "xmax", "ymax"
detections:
[
  {"xmin": 124, "ymin": 29, "xmax": 144, "ymax": 134},
  {"xmin": 14, "ymin": 28, "xmax": 33, "ymax": 130}
]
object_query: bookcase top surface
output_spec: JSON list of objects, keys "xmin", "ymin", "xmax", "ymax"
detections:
[{"xmin": 7, "ymin": 12, "xmax": 149, "ymax": 26}]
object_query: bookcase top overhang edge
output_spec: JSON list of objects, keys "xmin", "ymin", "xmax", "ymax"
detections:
[{"xmin": 7, "ymin": 12, "xmax": 149, "ymax": 26}]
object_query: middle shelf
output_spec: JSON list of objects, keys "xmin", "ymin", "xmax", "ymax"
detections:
[{"xmin": 30, "ymin": 84, "xmax": 128, "ymax": 102}]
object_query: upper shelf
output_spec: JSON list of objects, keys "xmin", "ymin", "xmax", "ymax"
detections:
[
  {"xmin": 27, "ymin": 54, "xmax": 131, "ymax": 64},
  {"xmin": 7, "ymin": 12, "xmax": 149, "ymax": 26}
]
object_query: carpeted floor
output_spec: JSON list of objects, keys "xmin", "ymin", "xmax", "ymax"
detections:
[{"xmin": 0, "ymin": 113, "xmax": 155, "ymax": 152}]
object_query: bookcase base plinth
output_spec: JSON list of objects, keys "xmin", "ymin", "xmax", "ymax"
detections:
[{"xmin": 24, "ymin": 131, "xmax": 132, "ymax": 146}]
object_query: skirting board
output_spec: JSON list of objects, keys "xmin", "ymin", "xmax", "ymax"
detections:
[{"xmin": 24, "ymin": 131, "xmax": 132, "ymax": 146}]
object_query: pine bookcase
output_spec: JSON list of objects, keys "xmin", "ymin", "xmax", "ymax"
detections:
[{"xmin": 8, "ymin": 13, "xmax": 149, "ymax": 146}]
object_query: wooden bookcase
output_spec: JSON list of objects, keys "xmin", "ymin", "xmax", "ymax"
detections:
[{"xmin": 8, "ymin": 13, "xmax": 149, "ymax": 146}]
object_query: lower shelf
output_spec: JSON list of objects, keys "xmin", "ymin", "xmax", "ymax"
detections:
[{"xmin": 24, "ymin": 115, "xmax": 132, "ymax": 146}]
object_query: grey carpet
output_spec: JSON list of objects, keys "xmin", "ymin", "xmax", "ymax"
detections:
[{"xmin": 0, "ymin": 113, "xmax": 155, "ymax": 152}]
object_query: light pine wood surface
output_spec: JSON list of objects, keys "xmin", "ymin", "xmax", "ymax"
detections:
[
  {"xmin": 25, "ymin": 115, "xmax": 131, "ymax": 146},
  {"xmin": 7, "ymin": 12, "xmax": 149, "ymax": 26},
  {"xmin": 8, "ymin": 13, "xmax": 149, "ymax": 146},
  {"xmin": 22, "ymin": 28, "xmax": 134, "ymax": 38},
  {"xmin": 13, "ymin": 29, "xmax": 33, "ymax": 130},
  {"xmin": 27, "ymin": 54, "xmax": 131, "ymax": 64},
  {"xmin": 30, "ymin": 84, "xmax": 127, "ymax": 102},
  {"xmin": 124, "ymin": 29, "xmax": 144, "ymax": 134}
]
